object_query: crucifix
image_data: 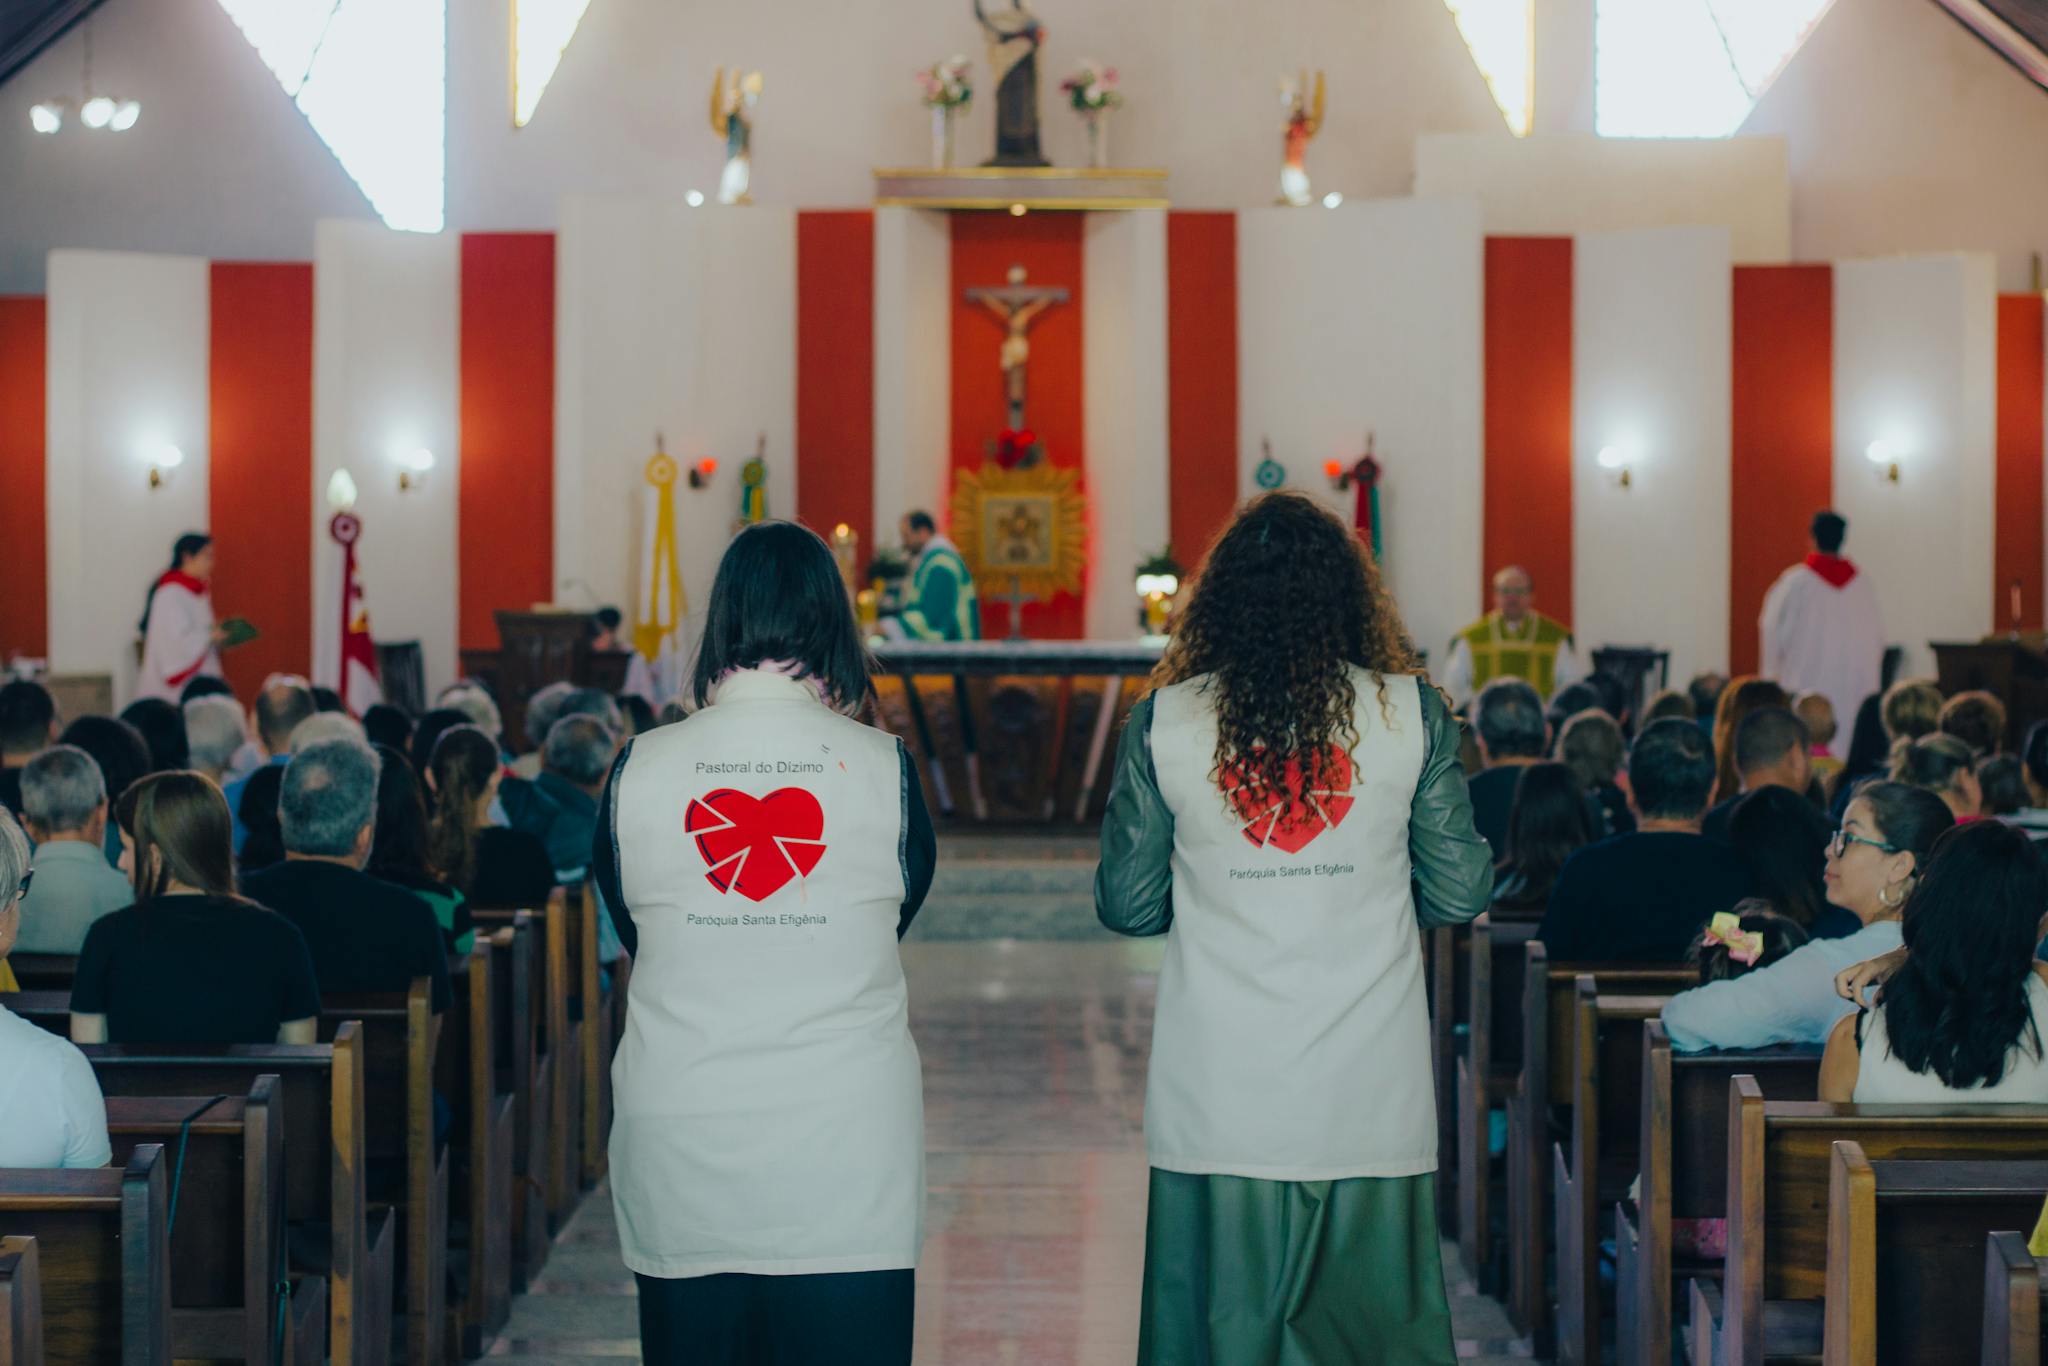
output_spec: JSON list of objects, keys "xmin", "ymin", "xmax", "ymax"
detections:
[{"xmin": 965, "ymin": 264, "xmax": 1070, "ymax": 429}]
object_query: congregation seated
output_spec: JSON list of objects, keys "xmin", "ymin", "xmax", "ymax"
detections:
[
  {"xmin": 1891, "ymin": 730, "xmax": 1982, "ymax": 820},
  {"xmin": 533, "ymin": 711, "xmax": 621, "ymax": 884},
  {"xmin": 235, "ymin": 763, "xmax": 287, "ymax": 874},
  {"xmin": 1832, "ymin": 677, "xmax": 1943, "ymax": 819},
  {"xmin": 1707, "ymin": 676, "xmax": 1790, "ymax": 807},
  {"xmin": 2001, "ymin": 720, "xmax": 2048, "ymax": 842},
  {"xmin": 181, "ymin": 692, "xmax": 250, "ymax": 786},
  {"xmin": 222, "ymin": 676, "xmax": 317, "ymax": 854},
  {"xmin": 617, "ymin": 692, "xmax": 658, "ymax": 736},
  {"xmin": 509, "ymin": 681, "xmax": 577, "ymax": 780},
  {"xmin": 241, "ymin": 738, "xmax": 451, "ymax": 1014},
  {"xmin": 310, "ymin": 685, "xmax": 346, "ymax": 713},
  {"xmin": 362, "ymin": 701, "xmax": 415, "ymax": 753},
  {"xmin": 176, "ymin": 672, "xmax": 235, "ymax": 704},
  {"xmin": 1981, "ymin": 753, "xmax": 2029, "ymax": 818},
  {"xmin": 1558, "ymin": 709, "xmax": 1633, "ymax": 837},
  {"xmin": 0, "ymin": 807, "xmax": 110, "ymax": 1170},
  {"xmin": 70, "ymin": 771, "xmax": 320, "ymax": 1045},
  {"xmin": 1793, "ymin": 690, "xmax": 1840, "ymax": 787},
  {"xmin": 1661, "ymin": 782, "xmax": 1951, "ymax": 1051},
  {"xmin": 1642, "ymin": 688, "xmax": 1695, "ymax": 727},
  {"xmin": 1488, "ymin": 761, "xmax": 1595, "ymax": 916},
  {"xmin": 427, "ymin": 724, "xmax": 556, "ymax": 909},
  {"xmin": 57, "ymin": 714, "xmax": 150, "ymax": 868},
  {"xmin": 1820, "ymin": 818, "xmax": 2048, "ymax": 1102},
  {"xmin": 1701, "ymin": 706, "xmax": 1811, "ymax": 843},
  {"xmin": 366, "ymin": 742, "xmax": 474, "ymax": 955},
  {"xmin": 1940, "ymin": 687, "xmax": 2008, "ymax": 757},
  {"xmin": 1724, "ymin": 784, "xmax": 1854, "ymax": 937},
  {"xmin": 1535, "ymin": 717, "xmax": 1753, "ymax": 962},
  {"xmin": 14, "ymin": 745, "xmax": 131, "ymax": 954},
  {"xmin": 1466, "ymin": 678, "xmax": 1548, "ymax": 858},
  {"xmin": 0, "ymin": 678, "xmax": 58, "ymax": 818},
  {"xmin": 1688, "ymin": 900, "xmax": 1809, "ymax": 983},
  {"xmin": 117, "ymin": 697, "xmax": 188, "ymax": 773},
  {"xmin": 1687, "ymin": 671, "xmax": 1728, "ymax": 730}
]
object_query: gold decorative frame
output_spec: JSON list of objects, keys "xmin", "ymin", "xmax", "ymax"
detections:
[{"xmin": 950, "ymin": 461, "xmax": 1088, "ymax": 600}]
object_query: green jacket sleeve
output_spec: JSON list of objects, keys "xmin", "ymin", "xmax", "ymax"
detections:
[
  {"xmin": 900, "ymin": 561, "xmax": 960, "ymax": 641},
  {"xmin": 1410, "ymin": 678, "xmax": 1494, "ymax": 930},
  {"xmin": 1094, "ymin": 694, "xmax": 1174, "ymax": 937}
]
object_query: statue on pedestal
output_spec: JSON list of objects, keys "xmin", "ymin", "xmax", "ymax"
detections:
[
  {"xmin": 973, "ymin": 0, "xmax": 1048, "ymax": 167},
  {"xmin": 709, "ymin": 67, "xmax": 762, "ymax": 204},
  {"xmin": 1278, "ymin": 69, "xmax": 1325, "ymax": 207}
]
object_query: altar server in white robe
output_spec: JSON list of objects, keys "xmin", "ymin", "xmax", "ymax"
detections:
[
  {"xmin": 136, "ymin": 533, "xmax": 224, "ymax": 702},
  {"xmin": 1760, "ymin": 510, "xmax": 1885, "ymax": 730},
  {"xmin": 593, "ymin": 520, "xmax": 936, "ymax": 1366}
]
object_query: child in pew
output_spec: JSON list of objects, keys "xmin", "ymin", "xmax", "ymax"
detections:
[
  {"xmin": 1660, "ymin": 783, "xmax": 1953, "ymax": 1053},
  {"xmin": 1820, "ymin": 819, "xmax": 2048, "ymax": 1103},
  {"xmin": 0, "ymin": 806, "xmax": 111, "ymax": 1169}
]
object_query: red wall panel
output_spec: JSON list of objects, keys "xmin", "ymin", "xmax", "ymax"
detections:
[
  {"xmin": 1996, "ymin": 294, "xmax": 2045, "ymax": 633},
  {"xmin": 1482, "ymin": 238, "xmax": 1574, "ymax": 628},
  {"xmin": 796, "ymin": 211, "xmax": 876, "ymax": 564},
  {"xmin": 1166, "ymin": 211, "xmax": 1239, "ymax": 571}
]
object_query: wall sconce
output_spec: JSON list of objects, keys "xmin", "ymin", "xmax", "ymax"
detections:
[
  {"xmin": 396, "ymin": 447, "xmax": 435, "ymax": 492},
  {"xmin": 147, "ymin": 443, "xmax": 184, "ymax": 490},
  {"xmin": 1865, "ymin": 439, "xmax": 1901, "ymax": 483},
  {"xmin": 687, "ymin": 456, "xmax": 718, "ymax": 490},
  {"xmin": 1596, "ymin": 444, "xmax": 1633, "ymax": 490},
  {"xmin": 326, "ymin": 469, "xmax": 359, "ymax": 513}
]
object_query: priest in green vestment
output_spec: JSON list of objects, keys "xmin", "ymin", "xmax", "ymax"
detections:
[
  {"xmin": 1441, "ymin": 564, "xmax": 1584, "ymax": 708},
  {"xmin": 890, "ymin": 510, "xmax": 982, "ymax": 642}
]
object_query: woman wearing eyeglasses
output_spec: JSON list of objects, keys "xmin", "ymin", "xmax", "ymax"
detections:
[{"xmin": 1659, "ymin": 782, "xmax": 1952, "ymax": 1052}]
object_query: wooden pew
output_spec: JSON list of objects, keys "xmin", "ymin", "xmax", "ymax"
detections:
[
  {"xmin": 1614, "ymin": 1022, "xmax": 1822, "ymax": 1366},
  {"xmin": 445, "ymin": 947, "xmax": 514, "ymax": 1358},
  {"xmin": 1823, "ymin": 1143, "xmax": 2048, "ymax": 1366},
  {"xmin": 321, "ymin": 979, "xmax": 445, "ymax": 1366},
  {"xmin": 1456, "ymin": 911, "xmax": 1542, "ymax": 1290},
  {"xmin": 470, "ymin": 910, "xmax": 550, "ymax": 1290},
  {"xmin": 1553, "ymin": 979, "xmax": 1674, "ymax": 1366},
  {"xmin": 0, "ymin": 1236, "xmax": 44, "ymax": 1366},
  {"xmin": 0, "ymin": 995, "xmax": 64, "ymax": 1040},
  {"xmin": 578, "ymin": 883, "xmax": 612, "ymax": 1190},
  {"xmin": 1504, "ymin": 942, "xmax": 1697, "ymax": 1350},
  {"xmin": 476, "ymin": 890, "xmax": 579, "ymax": 1227},
  {"xmin": 1980, "ymin": 1230, "xmax": 2044, "ymax": 1366},
  {"xmin": 1688, "ymin": 1083, "xmax": 2048, "ymax": 1366},
  {"xmin": 85, "ymin": 1029, "xmax": 394, "ymax": 1366},
  {"xmin": 103, "ymin": 1079, "xmax": 325, "ymax": 1364},
  {"xmin": 1426, "ymin": 923, "xmax": 1461, "ymax": 1230},
  {"xmin": 3, "ymin": 956, "xmax": 74, "ymax": 994},
  {"xmin": 0, "ymin": 1146, "xmax": 171, "ymax": 1365}
]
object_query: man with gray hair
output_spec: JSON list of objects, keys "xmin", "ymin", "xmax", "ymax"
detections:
[
  {"xmin": 224, "ymin": 677, "xmax": 319, "ymax": 856},
  {"xmin": 183, "ymin": 694, "xmax": 251, "ymax": 786},
  {"xmin": 1466, "ymin": 677, "xmax": 1551, "ymax": 859},
  {"xmin": 15, "ymin": 745, "xmax": 133, "ymax": 954},
  {"xmin": 533, "ymin": 714, "xmax": 629, "ymax": 966},
  {"xmin": 241, "ymin": 739, "xmax": 450, "ymax": 1013}
]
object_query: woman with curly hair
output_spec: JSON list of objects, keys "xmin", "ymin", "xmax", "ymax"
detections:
[{"xmin": 1096, "ymin": 491, "xmax": 1492, "ymax": 1365}]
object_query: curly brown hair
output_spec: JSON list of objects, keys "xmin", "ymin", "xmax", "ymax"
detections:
[{"xmin": 1154, "ymin": 491, "xmax": 1421, "ymax": 827}]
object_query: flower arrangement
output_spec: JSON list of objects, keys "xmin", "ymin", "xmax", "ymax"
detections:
[
  {"xmin": 989, "ymin": 427, "xmax": 1044, "ymax": 471},
  {"xmin": 1061, "ymin": 61, "xmax": 1122, "ymax": 112},
  {"xmin": 917, "ymin": 56, "xmax": 972, "ymax": 110}
]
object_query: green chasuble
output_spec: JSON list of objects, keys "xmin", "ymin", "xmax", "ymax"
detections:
[
  {"xmin": 1458, "ymin": 610, "xmax": 1573, "ymax": 698},
  {"xmin": 900, "ymin": 541, "xmax": 982, "ymax": 642}
]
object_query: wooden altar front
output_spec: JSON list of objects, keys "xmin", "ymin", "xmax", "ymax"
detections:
[{"xmin": 869, "ymin": 640, "xmax": 1163, "ymax": 826}]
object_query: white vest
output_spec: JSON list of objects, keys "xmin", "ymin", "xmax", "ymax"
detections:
[
  {"xmin": 605, "ymin": 670, "xmax": 924, "ymax": 1277},
  {"xmin": 1144, "ymin": 669, "xmax": 1436, "ymax": 1180},
  {"xmin": 1854, "ymin": 972, "xmax": 2048, "ymax": 1105}
]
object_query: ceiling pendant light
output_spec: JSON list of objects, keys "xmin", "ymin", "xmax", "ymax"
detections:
[{"xmin": 27, "ymin": 21, "xmax": 141, "ymax": 135}]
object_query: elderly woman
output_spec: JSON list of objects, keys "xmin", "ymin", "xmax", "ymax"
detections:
[
  {"xmin": 182, "ymin": 693, "xmax": 251, "ymax": 786},
  {"xmin": 15, "ymin": 746, "xmax": 133, "ymax": 954},
  {"xmin": 0, "ymin": 805, "xmax": 112, "ymax": 1168}
]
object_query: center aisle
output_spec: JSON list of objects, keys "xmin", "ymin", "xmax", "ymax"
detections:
[{"xmin": 486, "ymin": 937, "xmax": 1532, "ymax": 1363}]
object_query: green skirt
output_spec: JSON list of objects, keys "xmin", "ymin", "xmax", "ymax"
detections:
[{"xmin": 1138, "ymin": 1169, "xmax": 1456, "ymax": 1366}]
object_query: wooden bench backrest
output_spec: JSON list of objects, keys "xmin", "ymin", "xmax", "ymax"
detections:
[
  {"xmin": 1654, "ymin": 1027, "xmax": 1825, "ymax": 1218},
  {"xmin": 0, "ymin": 1236, "xmax": 45, "ymax": 1366},
  {"xmin": 1467, "ymin": 914, "xmax": 1539, "ymax": 1087},
  {"xmin": 1523, "ymin": 942, "xmax": 1698, "ymax": 1108},
  {"xmin": 0, "ymin": 995, "xmax": 65, "ymax": 1040},
  {"xmin": 1724, "ymin": 1081, "xmax": 2048, "ymax": 1364},
  {"xmin": 1979, "ymin": 1230, "xmax": 2046, "ymax": 1366},
  {"xmin": 104, "ymin": 1081, "xmax": 282, "ymax": 1364},
  {"xmin": 1825, "ymin": 1143, "xmax": 2048, "ymax": 1366},
  {"xmin": 4, "ymin": 956, "xmax": 75, "ymax": 994},
  {"xmin": 0, "ymin": 1146, "xmax": 171, "ymax": 1366}
]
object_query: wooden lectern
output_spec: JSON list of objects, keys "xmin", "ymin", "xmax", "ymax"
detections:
[
  {"xmin": 459, "ymin": 610, "xmax": 631, "ymax": 750},
  {"xmin": 1931, "ymin": 636, "xmax": 2048, "ymax": 751}
]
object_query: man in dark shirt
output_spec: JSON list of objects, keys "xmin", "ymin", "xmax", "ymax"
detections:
[
  {"xmin": 1466, "ymin": 678, "xmax": 1548, "ymax": 860},
  {"xmin": 0, "ymin": 679, "xmax": 59, "ymax": 818},
  {"xmin": 242, "ymin": 737, "xmax": 451, "ymax": 1013},
  {"xmin": 1700, "ymin": 706, "xmax": 1811, "ymax": 843},
  {"xmin": 1537, "ymin": 717, "xmax": 1754, "ymax": 962}
]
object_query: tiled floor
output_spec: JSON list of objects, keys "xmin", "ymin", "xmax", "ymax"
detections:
[{"xmin": 489, "ymin": 939, "xmax": 1534, "ymax": 1364}]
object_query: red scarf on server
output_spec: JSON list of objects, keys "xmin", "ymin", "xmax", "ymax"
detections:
[{"xmin": 1804, "ymin": 553, "xmax": 1858, "ymax": 589}]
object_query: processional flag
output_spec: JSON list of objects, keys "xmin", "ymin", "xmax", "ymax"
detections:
[
  {"xmin": 628, "ymin": 445, "xmax": 688, "ymax": 705},
  {"xmin": 329, "ymin": 511, "xmax": 383, "ymax": 715}
]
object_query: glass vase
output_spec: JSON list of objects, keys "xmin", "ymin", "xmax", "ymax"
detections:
[
  {"xmin": 930, "ymin": 105, "xmax": 956, "ymax": 169},
  {"xmin": 1085, "ymin": 110, "xmax": 1110, "ymax": 169}
]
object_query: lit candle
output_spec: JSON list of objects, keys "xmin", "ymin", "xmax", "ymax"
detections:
[{"xmin": 830, "ymin": 523, "xmax": 859, "ymax": 590}]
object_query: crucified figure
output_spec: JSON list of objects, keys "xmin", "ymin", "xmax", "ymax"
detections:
[{"xmin": 965, "ymin": 264, "xmax": 1070, "ymax": 429}]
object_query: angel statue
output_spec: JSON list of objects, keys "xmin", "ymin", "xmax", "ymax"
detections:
[
  {"xmin": 1278, "ymin": 69, "xmax": 1325, "ymax": 207},
  {"xmin": 974, "ymin": 0, "xmax": 1049, "ymax": 167},
  {"xmin": 709, "ymin": 67, "xmax": 763, "ymax": 205}
]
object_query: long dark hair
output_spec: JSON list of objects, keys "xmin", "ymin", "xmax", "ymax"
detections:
[
  {"xmin": 139, "ymin": 532, "xmax": 212, "ymax": 633},
  {"xmin": 1841, "ymin": 692, "xmax": 1889, "ymax": 785},
  {"xmin": 114, "ymin": 771, "xmax": 237, "ymax": 901},
  {"xmin": 1502, "ymin": 762, "xmax": 1594, "ymax": 886},
  {"xmin": 367, "ymin": 743, "xmax": 439, "ymax": 886},
  {"xmin": 427, "ymin": 725, "xmax": 499, "ymax": 894},
  {"xmin": 1853, "ymin": 781, "xmax": 1956, "ymax": 872},
  {"xmin": 1727, "ymin": 786, "xmax": 1831, "ymax": 928},
  {"xmin": 236, "ymin": 764, "xmax": 285, "ymax": 874},
  {"xmin": 1154, "ymin": 491, "xmax": 1418, "ymax": 830},
  {"xmin": 1711, "ymin": 676, "xmax": 1790, "ymax": 806},
  {"xmin": 59, "ymin": 716, "xmax": 152, "ymax": 814},
  {"xmin": 689, "ymin": 521, "xmax": 873, "ymax": 712},
  {"xmin": 119, "ymin": 698, "xmax": 190, "ymax": 773},
  {"xmin": 1879, "ymin": 820, "xmax": 2048, "ymax": 1089}
]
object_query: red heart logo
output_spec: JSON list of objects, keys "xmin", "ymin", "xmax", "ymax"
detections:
[
  {"xmin": 1218, "ymin": 748, "xmax": 1354, "ymax": 854},
  {"xmin": 684, "ymin": 787, "xmax": 828, "ymax": 902}
]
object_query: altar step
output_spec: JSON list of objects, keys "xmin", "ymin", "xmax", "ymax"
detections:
[{"xmin": 910, "ymin": 833, "xmax": 1109, "ymax": 941}]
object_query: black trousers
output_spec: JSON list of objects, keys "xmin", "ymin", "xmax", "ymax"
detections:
[{"xmin": 636, "ymin": 1269, "xmax": 915, "ymax": 1366}]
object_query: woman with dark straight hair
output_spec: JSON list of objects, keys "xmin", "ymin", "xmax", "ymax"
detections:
[
  {"xmin": 594, "ymin": 520, "xmax": 935, "ymax": 1366},
  {"xmin": 1490, "ymin": 762, "xmax": 1595, "ymax": 916},
  {"xmin": 69, "ymin": 772, "xmax": 319, "ymax": 1047},
  {"xmin": 367, "ymin": 744, "xmax": 473, "ymax": 954},
  {"xmin": 1096, "ymin": 491, "xmax": 1492, "ymax": 1364},
  {"xmin": 118, "ymin": 698, "xmax": 190, "ymax": 773},
  {"xmin": 1821, "ymin": 819, "xmax": 2048, "ymax": 1102},
  {"xmin": 424, "ymin": 725, "xmax": 553, "ymax": 910}
]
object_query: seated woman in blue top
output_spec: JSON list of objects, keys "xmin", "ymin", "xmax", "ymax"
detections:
[{"xmin": 1660, "ymin": 782, "xmax": 1951, "ymax": 1052}]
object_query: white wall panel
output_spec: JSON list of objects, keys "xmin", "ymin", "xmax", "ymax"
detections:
[
  {"xmin": 44, "ymin": 249, "xmax": 210, "ymax": 704},
  {"xmin": 1082, "ymin": 209, "xmax": 1169, "ymax": 640},
  {"xmin": 311, "ymin": 220, "xmax": 459, "ymax": 697},
  {"xmin": 1832, "ymin": 252, "xmax": 1998, "ymax": 678},
  {"xmin": 871, "ymin": 207, "xmax": 950, "ymax": 539},
  {"xmin": 1572, "ymin": 226, "xmax": 1732, "ymax": 682}
]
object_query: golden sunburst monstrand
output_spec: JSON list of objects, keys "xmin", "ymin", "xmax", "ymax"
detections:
[{"xmin": 950, "ymin": 460, "xmax": 1088, "ymax": 604}]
